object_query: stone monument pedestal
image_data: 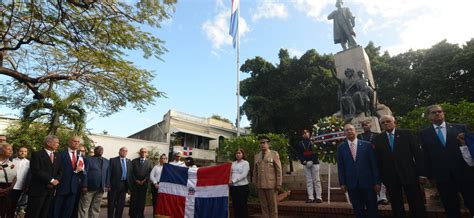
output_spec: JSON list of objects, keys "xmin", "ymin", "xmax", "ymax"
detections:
[
  {"xmin": 334, "ymin": 46, "xmax": 375, "ymax": 88},
  {"xmin": 351, "ymin": 116, "xmax": 381, "ymax": 134},
  {"xmin": 334, "ymin": 45, "xmax": 392, "ymax": 126}
]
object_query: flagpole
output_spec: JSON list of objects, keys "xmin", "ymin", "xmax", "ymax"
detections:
[{"xmin": 236, "ymin": 0, "xmax": 241, "ymax": 137}]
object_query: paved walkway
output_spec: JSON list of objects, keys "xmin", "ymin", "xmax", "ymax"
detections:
[{"xmin": 99, "ymin": 206, "xmax": 154, "ymax": 218}]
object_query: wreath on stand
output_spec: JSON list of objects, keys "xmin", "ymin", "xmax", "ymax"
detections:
[{"xmin": 312, "ymin": 116, "xmax": 345, "ymax": 164}]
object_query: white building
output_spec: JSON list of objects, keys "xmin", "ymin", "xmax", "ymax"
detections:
[
  {"xmin": 88, "ymin": 133, "xmax": 169, "ymax": 160},
  {"xmin": 128, "ymin": 110, "xmax": 248, "ymax": 165},
  {"xmin": 0, "ymin": 116, "xmax": 17, "ymax": 135}
]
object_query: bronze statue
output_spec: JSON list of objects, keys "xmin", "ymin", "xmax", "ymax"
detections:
[
  {"xmin": 327, "ymin": 0, "xmax": 358, "ymax": 50},
  {"xmin": 338, "ymin": 68, "xmax": 374, "ymax": 121}
]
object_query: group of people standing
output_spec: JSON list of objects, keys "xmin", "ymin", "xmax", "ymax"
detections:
[
  {"xmin": 337, "ymin": 104, "xmax": 474, "ymax": 218},
  {"xmin": 0, "ymin": 135, "xmax": 160, "ymax": 218}
]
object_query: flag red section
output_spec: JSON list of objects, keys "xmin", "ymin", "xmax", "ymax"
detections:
[{"xmin": 196, "ymin": 163, "xmax": 231, "ymax": 186}]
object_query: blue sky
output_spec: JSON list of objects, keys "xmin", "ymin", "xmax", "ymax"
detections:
[{"xmin": 2, "ymin": 0, "xmax": 474, "ymax": 137}]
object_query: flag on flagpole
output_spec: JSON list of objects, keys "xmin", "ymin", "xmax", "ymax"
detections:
[
  {"xmin": 183, "ymin": 146, "xmax": 193, "ymax": 156},
  {"xmin": 156, "ymin": 163, "xmax": 232, "ymax": 218},
  {"xmin": 229, "ymin": 0, "xmax": 240, "ymax": 48}
]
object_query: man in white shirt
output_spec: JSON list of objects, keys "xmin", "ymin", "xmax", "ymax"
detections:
[
  {"xmin": 169, "ymin": 151, "xmax": 185, "ymax": 167},
  {"xmin": 10, "ymin": 147, "xmax": 30, "ymax": 215}
]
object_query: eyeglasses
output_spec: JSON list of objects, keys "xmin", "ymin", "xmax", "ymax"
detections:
[
  {"xmin": 430, "ymin": 110, "xmax": 443, "ymax": 114},
  {"xmin": 259, "ymin": 141, "xmax": 269, "ymax": 144}
]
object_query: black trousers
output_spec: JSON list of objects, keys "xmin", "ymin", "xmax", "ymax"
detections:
[
  {"xmin": 9, "ymin": 189, "xmax": 23, "ymax": 217},
  {"xmin": 386, "ymin": 181, "xmax": 427, "ymax": 218},
  {"xmin": 347, "ymin": 187, "xmax": 379, "ymax": 218},
  {"xmin": 151, "ymin": 185, "xmax": 158, "ymax": 216},
  {"xmin": 129, "ymin": 185, "xmax": 148, "ymax": 218},
  {"xmin": 230, "ymin": 185, "xmax": 249, "ymax": 218},
  {"xmin": 0, "ymin": 183, "xmax": 13, "ymax": 218},
  {"xmin": 437, "ymin": 178, "xmax": 474, "ymax": 218},
  {"xmin": 107, "ymin": 181, "xmax": 127, "ymax": 218},
  {"xmin": 25, "ymin": 194, "xmax": 53, "ymax": 218}
]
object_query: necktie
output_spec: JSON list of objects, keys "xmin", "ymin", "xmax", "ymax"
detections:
[
  {"xmin": 436, "ymin": 126, "xmax": 446, "ymax": 147},
  {"xmin": 50, "ymin": 152, "xmax": 54, "ymax": 163},
  {"xmin": 350, "ymin": 142, "xmax": 357, "ymax": 161},
  {"xmin": 389, "ymin": 133, "xmax": 395, "ymax": 152},
  {"xmin": 72, "ymin": 151, "xmax": 77, "ymax": 169},
  {"xmin": 99, "ymin": 158, "xmax": 103, "ymax": 170},
  {"xmin": 140, "ymin": 159, "xmax": 144, "ymax": 165},
  {"xmin": 121, "ymin": 158, "xmax": 127, "ymax": 181}
]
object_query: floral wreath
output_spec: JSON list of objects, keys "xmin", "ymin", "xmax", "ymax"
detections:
[{"xmin": 312, "ymin": 116, "xmax": 345, "ymax": 164}]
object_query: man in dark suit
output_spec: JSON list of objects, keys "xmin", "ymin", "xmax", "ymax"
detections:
[
  {"xmin": 26, "ymin": 135, "xmax": 63, "ymax": 218},
  {"xmin": 373, "ymin": 115, "xmax": 427, "ymax": 218},
  {"xmin": 337, "ymin": 123, "xmax": 381, "ymax": 218},
  {"xmin": 51, "ymin": 136, "xmax": 85, "ymax": 218},
  {"xmin": 108, "ymin": 147, "xmax": 131, "ymax": 218},
  {"xmin": 358, "ymin": 120, "xmax": 389, "ymax": 205},
  {"xmin": 129, "ymin": 147, "xmax": 153, "ymax": 218},
  {"xmin": 78, "ymin": 146, "xmax": 110, "ymax": 218},
  {"xmin": 420, "ymin": 104, "xmax": 474, "ymax": 217}
]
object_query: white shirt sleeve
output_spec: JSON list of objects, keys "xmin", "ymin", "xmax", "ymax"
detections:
[
  {"xmin": 150, "ymin": 165, "xmax": 159, "ymax": 184},
  {"xmin": 460, "ymin": 146, "xmax": 474, "ymax": 167}
]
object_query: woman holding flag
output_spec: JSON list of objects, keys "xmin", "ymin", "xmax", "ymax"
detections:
[{"xmin": 230, "ymin": 148, "xmax": 250, "ymax": 218}]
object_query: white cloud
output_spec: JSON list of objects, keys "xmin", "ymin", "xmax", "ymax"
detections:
[
  {"xmin": 202, "ymin": 11, "xmax": 250, "ymax": 50},
  {"xmin": 252, "ymin": 0, "xmax": 289, "ymax": 21},
  {"xmin": 291, "ymin": 0, "xmax": 333, "ymax": 21},
  {"xmin": 353, "ymin": 0, "xmax": 474, "ymax": 55},
  {"xmin": 285, "ymin": 47, "xmax": 303, "ymax": 58}
]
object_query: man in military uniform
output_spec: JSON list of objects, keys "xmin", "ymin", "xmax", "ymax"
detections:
[{"xmin": 253, "ymin": 135, "xmax": 282, "ymax": 218}]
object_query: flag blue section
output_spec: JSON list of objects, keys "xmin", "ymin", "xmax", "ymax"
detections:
[
  {"xmin": 194, "ymin": 197, "xmax": 229, "ymax": 218},
  {"xmin": 465, "ymin": 132, "xmax": 474, "ymax": 160},
  {"xmin": 160, "ymin": 164, "xmax": 189, "ymax": 186},
  {"xmin": 229, "ymin": 8, "xmax": 238, "ymax": 48}
]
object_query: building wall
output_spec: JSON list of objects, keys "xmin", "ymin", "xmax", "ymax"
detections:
[
  {"xmin": 0, "ymin": 116, "xmax": 17, "ymax": 135},
  {"xmin": 88, "ymin": 134, "xmax": 169, "ymax": 160}
]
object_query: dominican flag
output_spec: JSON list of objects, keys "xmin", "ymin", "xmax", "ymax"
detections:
[
  {"xmin": 183, "ymin": 147, "xmax": 193, "ymax": 156},
  {"xmin": 156, "ymin": 163, "xmax": 232, "ymax": 218},
  {"xmin": 229, "ymin": 0, "xmax": 240, "ymax": 48}
]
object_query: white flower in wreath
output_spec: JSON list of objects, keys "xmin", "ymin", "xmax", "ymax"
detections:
[
  {"xmin": 332, "ymin": 129, "xmax": 335, "ymax": 131},
  {"xmin": 329, "ymin": 151, "xmax": 334, "ymax": 153},
  {"xmin": 332, "ymin": 142, "xmax": 337, "ymax": 145}
]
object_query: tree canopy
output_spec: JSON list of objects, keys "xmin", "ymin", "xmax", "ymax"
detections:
[
  {"xmin": 369, "ymin": 39, "xmax": 474, "ymax": 115},
  {"xmin": 240, "ymin": 49, "xmax": 339, "ymax": 137},
  {"xmin": 0, "ymin": 0, "xmax": 176, "ymax": 115}
]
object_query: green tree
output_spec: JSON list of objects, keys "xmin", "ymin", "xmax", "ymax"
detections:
[
  {"xmin": 0, "ymin": 0, "xmax": 176, "ymax": 115},
  {"xmin": 370, "ymin": 39, "xmax": 474, "ymax": 115},
  {"xmin": 20, "ymin": 91, "xmax": 86, "ymax": 135},
  {"xmin": 240, "ymin": 49, "xmax": 338, "ymax": 138},
  {"xmin": 397, "ymin": 101, "xmax": 474, "ymax": 133},
  {"xmin": 5, "ymin": 122, "xmax": 93, "ymax": 153},
  {"xmin": 218, "ymin": 133, "xmax": 288, "ymax": 171},
  {"xmin": 210, "ymin": 114, "xmax": 233, "ymax": 124}
]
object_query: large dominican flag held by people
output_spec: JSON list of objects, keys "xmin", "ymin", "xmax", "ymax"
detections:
[{"xmin": 156, "ymin": 163, "xmax": 232, "ymax": 218}]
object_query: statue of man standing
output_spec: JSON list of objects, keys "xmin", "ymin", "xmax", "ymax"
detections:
[{"xmin": 328, "ymin": 0, "xmax": 358, "ymax": 50}]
